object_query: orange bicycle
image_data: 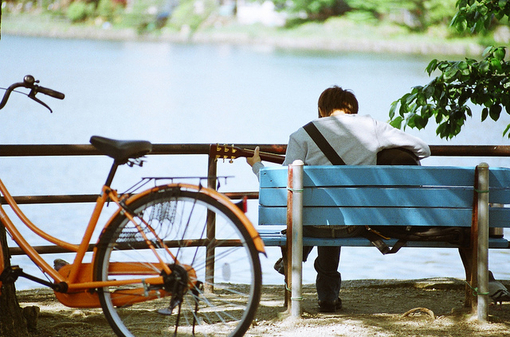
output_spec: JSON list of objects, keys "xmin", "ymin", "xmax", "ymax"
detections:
[{"xmin": 0, "ymin": 76, "xmax": 264, "ymax": 337}]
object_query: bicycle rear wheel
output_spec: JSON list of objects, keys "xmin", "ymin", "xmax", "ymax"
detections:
[{"xmin": 94, "ymin": 185, "xmax": 262, "ymax": 337}]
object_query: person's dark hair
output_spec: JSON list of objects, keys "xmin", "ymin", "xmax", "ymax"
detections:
[{"xmin": 318, "ymin": 86, "xmax": 358, "ymax": 117}]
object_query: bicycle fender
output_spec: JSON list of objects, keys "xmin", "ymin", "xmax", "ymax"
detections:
[
  {"xmin": 188, "ymin": 184, "xmax": 267, "ymax": 256},
  {"xmin": 102, "ymin": 184, "xmax": 266, "ymax": 256}
]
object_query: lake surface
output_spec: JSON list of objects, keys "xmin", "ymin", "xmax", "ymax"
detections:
[{"xmin": 1, "ymin": 35, "xmax": 510, "ymax": 289}]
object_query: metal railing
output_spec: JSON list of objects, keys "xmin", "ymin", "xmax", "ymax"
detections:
[{"xmin": 2, "ymin": 143, "xmax": 510, "ymax": 256}]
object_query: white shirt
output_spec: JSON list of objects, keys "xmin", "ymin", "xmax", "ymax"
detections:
[{"xmin": 252, "ymin": 114, "xmax": 430, "ymax": 176}]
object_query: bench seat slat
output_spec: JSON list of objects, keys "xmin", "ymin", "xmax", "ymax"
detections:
[{"xmin": 259, "ymin": 235, "xmax": 509, "ymax": 248}]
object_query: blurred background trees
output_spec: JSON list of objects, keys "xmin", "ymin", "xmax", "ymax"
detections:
[{"xmin": 2, "ymin": 0, "xmax": 507, "ymax": 37}]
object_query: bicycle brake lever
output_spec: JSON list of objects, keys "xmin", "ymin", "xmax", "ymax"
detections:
[{"xmin": 28, "ymin": 89, "xmax": 53, "ymax": 113}]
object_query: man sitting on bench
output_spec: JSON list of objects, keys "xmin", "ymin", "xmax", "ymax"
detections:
[{"xmin": 247, "ymin": 86, "xmax": 430, "ymax": 312}]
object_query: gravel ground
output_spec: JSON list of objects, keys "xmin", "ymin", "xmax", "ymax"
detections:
[{"xmin": 16, "ymin": 278, "xmax": 510, "ymax": 337}]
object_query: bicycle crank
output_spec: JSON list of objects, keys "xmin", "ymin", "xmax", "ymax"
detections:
[{"xmin": 157, "ymin": 263, "xmax": 190, "ymax": 316}]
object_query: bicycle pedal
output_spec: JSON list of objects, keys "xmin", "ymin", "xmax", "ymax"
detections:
[{"xmin": 0, "ymin": 265, "xmax": 23, "ymax": 283}]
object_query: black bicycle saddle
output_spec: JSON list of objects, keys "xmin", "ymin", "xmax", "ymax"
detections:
[{"xmin": 90, "ymin": 136, "xmax": 152, "ymax": 164}]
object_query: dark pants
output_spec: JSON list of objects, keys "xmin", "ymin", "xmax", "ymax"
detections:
[
  {"xmin": 302, "ymin": 227, "xmax": 352, "ymax": 302},
  {"xmin": 314, "ymin": 246, "xmax": 341, "ymax": 302},
  {"xmin": 283, "ymin": 245, "xmax": 341, "ymax": 302}
]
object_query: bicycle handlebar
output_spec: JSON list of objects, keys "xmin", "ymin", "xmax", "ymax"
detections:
[
  {"xmin": 34, "ymin": 84, "xmax": 65, "ymax": 100},
  {"xmin": 0, "ymin": 75, "xmax": 65, "ymax": 113}
]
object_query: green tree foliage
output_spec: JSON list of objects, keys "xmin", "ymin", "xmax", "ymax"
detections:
[
  {"xmin": 389, "ymin": 0, "xmax": 510, "ymax": 139},
  {"xmin": 277, "ymin": 0, "xmax": 458, "ymax": 29},
  {"xmin": 451, "ymin": 0, "xmax": 510, "ymax": 33},
  {"xmin": 346, "ymin": 0, "xmax": 457, "ymax": 31},
  {"xmin": 168, "ymin": 0, "xmax": 218, "ymax": 31},
  {"xmin": 121, "ymin": 0, "xmax": 165, "ymax": 33},
  {"xmin": 273, "ymin": 0, "xmax": 351, "ymax": 20},
  {"xmin": 67, "ymin": 1, "xmax": 95, "ymax": 22},
  {"xmin": 390, "ymin": 46, "xmax": 510, "ymax": 138},
  {"xmin": 97, "ymin": 0, "xmax": 123, "ymax": 22}
]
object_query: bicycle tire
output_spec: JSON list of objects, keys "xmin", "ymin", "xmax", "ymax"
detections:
[{"xmin": 94, "ymin": 185, "xmax": 262, "ymax": 337}]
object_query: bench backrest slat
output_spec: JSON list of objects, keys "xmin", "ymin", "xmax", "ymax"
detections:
[
  {"xmin": 259, "ymin": 165, "xmax": 510, "ymax": 228},
  {"xmin": 261, "ymin": 187, "xmax": 474, "ymax": 208},
  {"xmin": 261, "ymin": 166, "xmax": 478, "ymax": 188},
  {"xmin": 259, "ymin": 207, "xmax": 474, "ymax": 227}
]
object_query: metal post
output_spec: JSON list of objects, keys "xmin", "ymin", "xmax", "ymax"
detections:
[
  {"xmin": 476, "ymin": 163, "xmax": 489, "ymax": 322},
  {"xmin": 290, "ymin": 160, "xmax": 304, "ymax": 318},
  {"xmin": 205, "ymin": 149, "xmax": 218, "ymax": 293}
]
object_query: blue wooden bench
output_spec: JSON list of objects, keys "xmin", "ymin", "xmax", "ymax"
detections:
[{"xmin": 258, "ymin": 162, "xmax": 510, "ymax": 319}]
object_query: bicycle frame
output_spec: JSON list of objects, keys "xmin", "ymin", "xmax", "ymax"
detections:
[
  {"xmin": 0, "ymin": 177, "xmax": 265, "ymax": 308},
  {"xmin": 0, "ymin": 77, "xmax": 265, "ymax": 335}
]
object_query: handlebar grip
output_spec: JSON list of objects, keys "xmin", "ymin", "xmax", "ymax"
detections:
[{"xmin": 36, "ymin": 85, "xmax": 65, "ymax": 100}]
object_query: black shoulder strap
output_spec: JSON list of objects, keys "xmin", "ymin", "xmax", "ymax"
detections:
[
  {"xmin": 303, "ymin": 122, "xmax": 409, "ymax": 254},
  {"xmin": 303, "ymin": 122, "xmax": 346, "ymax": 165}
]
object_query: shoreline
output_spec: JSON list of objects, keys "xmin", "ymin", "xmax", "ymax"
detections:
[
  {"xmin": 18, "ymin": 278, "xmax": 510, "ymax": 337},
  {"xmin": 2, "ymin": 14, "xmax": 486, "ymax": 57}
]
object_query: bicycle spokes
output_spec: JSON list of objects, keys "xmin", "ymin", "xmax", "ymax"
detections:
[{"xmin": 95, "ymin": 186, "xmax": 261, "ymax": 336}]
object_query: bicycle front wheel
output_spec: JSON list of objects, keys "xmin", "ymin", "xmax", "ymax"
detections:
[{"xmin": 94, "ymin": 185, "xmax": 262, "ymax": 337}]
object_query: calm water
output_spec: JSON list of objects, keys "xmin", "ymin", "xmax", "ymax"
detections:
[{"xmin": 2, "ymin": 35, "xmax": 510, "ymax": 289}]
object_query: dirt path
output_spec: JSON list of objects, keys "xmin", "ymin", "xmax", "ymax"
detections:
[{"xmin": 17, "ymin": 278, "xmax": 510, "ymax": 337}]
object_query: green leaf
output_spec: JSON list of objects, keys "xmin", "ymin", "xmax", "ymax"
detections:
[
  {"xmin": 504, "ymin": 124, "xmax": 510, "ymax": 137},
  {"xmin": 482, "ymin": 46, "xmax": 494, "ymax": 57},
  {"xmin": 407, "ymin": 113, "xmax": 418, "ymax": 128},
  {"xmin": 389, "ymin": 100, "xmax": 398, "ymax": 119},
  {"xmin": 479, "ymin": 60, "xmax": 490, "ymax": 73},
  {"xmin": 420, "ymin": 105, "xmax": 432, "ymax": 118},
  {"xmin": 481, "ymin": 107, "xmax": 489, "ymax": 121},
  {"xmin": 490, "ymin": 58, "xmax": 503, "ymax": 71},
  {"xmin": 459, "ymin": 89, "xmax": 471, "ymax": 105},
  {"xmin": 426, "ymin": 59, "xmax": 439, "ymax": 75},
  {"xmin": 465, "ymin": 106, "xmax": 472, "ymax": 117},
  {"xmin": 436, "ymin": 123, "xmax": 447, "ymax": 138},
  {"xmin": 489, "ymin": 104, "xmax": 502, "ymax": 121},
  {"xmin": 415, "ymin": 115, "xmax": 428, "ymax": 129},
  {"xmin": 436, "ymin": 108, "xmax": 446, "ymax": 123},
  {"xmin": 458, "ymin": 60, "xmax": 468, "ymax": 70},
  {"xmin": 479, "ymin": 4, "xmax": 489, "ymax": 16},
  {"xmin": 495, "ymin": 47, "xmax": 506, "ymax": 60},
  {"xmin": 390, "ymin": 116, "xmax": 404, "ymax": 129},
  {"xmin": 443, "ymin": 67, "xmax": 459, "ymax": 81},
  {"xmin": 423, "ymin": 83, "xmax": 435, "ymax": 98},
  {"xmin": 416, "ymin": 92, "xmax": 427, "ymax": 106}
]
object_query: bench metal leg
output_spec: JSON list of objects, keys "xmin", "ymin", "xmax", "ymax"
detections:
[
  {"xmin": 462, "ymin": 164, "xmax": 490, "ymax": 320},
  {"xmin": 287, "ymin": 160, "xmax": 304, "ymax": 318},
  {"xmin": 476, "ymin": 163, "xmax": 490, "ymax": 322},
  {"xmin": 459, "ymin": 247, "xmax": 474, "ymax": 308}
]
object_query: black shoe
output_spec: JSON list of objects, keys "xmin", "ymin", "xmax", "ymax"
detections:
[
  {"xmin": 273, "ymin": 257, "xmax": 285, "ymax": 275},
  {"xmin": 318, "ymin": 298, "xmax": 342, "ymax": 312}
]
